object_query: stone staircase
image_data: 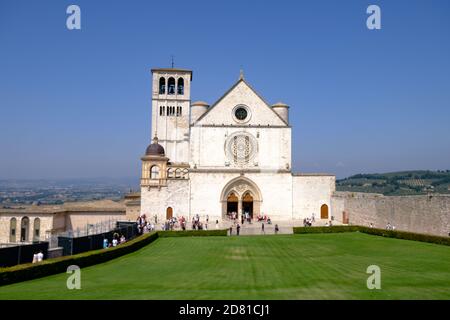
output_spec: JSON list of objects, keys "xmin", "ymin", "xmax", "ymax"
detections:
[{"xmin": 221, "ymin": 219, "xmax": 344, "ymax": 236}]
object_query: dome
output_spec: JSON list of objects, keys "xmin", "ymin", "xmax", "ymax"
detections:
[
  {"xmin": 145, "ymin": 136, "xmax": 165, "ymax": 156},
  {"xmin": 192, "ymin": 101, "xmax": 209, "ymax": 107},
  {"xmin": 271, "ymin": 102, "xmax": 289, "ymax": 108}
]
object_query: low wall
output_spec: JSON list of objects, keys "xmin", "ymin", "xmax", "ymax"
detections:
[{"xmin": 331, "ymin": 192, "xmax": 450, "ymax": 236}]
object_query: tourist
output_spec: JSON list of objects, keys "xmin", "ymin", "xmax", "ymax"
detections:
[
  {"xmin": 236, "ymin": 223, "xmax": 240, "ymax": 236},
  {"xmin": 36, "ymin": 251, "xmax": 44, "ymax": 262},
  {"xmin": 261, "ymin": 222, "xmax": 265, "ymax": 234},
  {"xmin": 229, "ymin": 226, "xmax": 233, "ymax": 236},
  {"xmin": 32, "ymin": 252, "xmax": 38, "ymax": 263},
  {"xmin": 120, "ymin": 235, "xmax": 126, "ymax": 244},
  {"xmin": 216, "ymin": 220, "xmax": 219, "ymax": 229},
  {"xmin": 103, "ymin": 238, "xmax": 109, "ymax": 249},
  {"xmin": 112, "ymin": 238, "xmax": 118, "ymax": 247},
  {"xmin": 275, "ymin": 224, "xmax": 279, "ymax": 234}
]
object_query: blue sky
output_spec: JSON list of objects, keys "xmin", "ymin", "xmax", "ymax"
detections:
[{"xmin": 0, "ymin": 0, "xmax": 449, "ymax": 180}]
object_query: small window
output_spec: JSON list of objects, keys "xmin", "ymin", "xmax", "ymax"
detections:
[
  {"xmin": 168, "ymin": 77, "xmax": 176, "ymax": 95},
  {"xmin": 33, "ymin": 218, "xmax": 40, "ymax": 242},
  {"xmin": 175, "ymin": 169, "xmax": 181, "ymax": 178},
  {"xmin": 21, "ymin": 216, "xmax": 29, "ymax": 242},
  {"xmin": 167, "ymin": 168, "xmax": 174, "ymax": 178},
  {"xmin": 151, "ymin": 166, "xmax": 160, "ymax": 179},
  {"xmin": 159, "ymin": 77, "xmax": 166, "ymax": 94},
  {"xmin": 10, "ymin": 218, "xmax": 17, "ymax": 243},
  {"xmin": 177, "ymin": 78, "xmax": 184, "ymax": 95}
]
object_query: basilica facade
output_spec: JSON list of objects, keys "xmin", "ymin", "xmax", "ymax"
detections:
[{"xmin": 139, "ymin": 68, "xmax": 335, "ymax": 223}]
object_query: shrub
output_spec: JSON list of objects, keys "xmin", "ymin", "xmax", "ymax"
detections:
[
  {"xmin": 293, "ymin": 226, "xmax": 359, "ymax": 234},
  {"xmin": 357, "ymin": 226, "xmax": 450, "ymax": 246},
  {"xmin": 293, "ymin": 225, "xmax": 450, "ymax": 246}
]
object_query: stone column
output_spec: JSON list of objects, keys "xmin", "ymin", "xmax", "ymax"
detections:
[{"xmin": 238, "ymin": 199, "xmax": 242, "ymax": 221}]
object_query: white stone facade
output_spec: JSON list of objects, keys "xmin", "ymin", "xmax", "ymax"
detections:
[{"xmin": 140, "ymin": 68, "xmax": 335, "ymax": 223}]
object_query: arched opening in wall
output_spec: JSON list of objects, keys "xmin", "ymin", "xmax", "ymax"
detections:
[
  {"xmin": 33, "ymin": 218, "xmax": 40, "ymax": 242},
  {"xmin": 320, "ymin": 204, "xmax": 329, "ymax": 220},
  {"xmin": 175, "ymin": 168, "xmax": 181, "ymax": 178},
  {"xmin": 226, "ymin": 192, "xmax": 238, "ymax": 218},
  {"xmin": 10, "ymin": 218, "xmax": 17, "ymax": 243},
  {"xmin": 168, "ymin": 77, "xmax": 175, "ymax": 95},
  {"xmin": 166, "ymin": 207, "xmax": 173, "ymax": 220},
  {"xmin": 242, "ymin": 192, "xmax": 254, "ymax": 219},
  {"xmin": 159, "ymin": 77, "xmax": 166, "ymax": 94},
  {"xmin": 150, "ymin": 166, "xmax": 160, "ymax": 179},
  {"xmin": 177, "ymin": 78, "xmax": 184, "ymax": 95},
  {"xmin": 20, "ymin": 216, "xmax": 29, "ymax": 242},
  {"xmin": 167, "ymin": 168, "xmax": 174, "ymax": 178}
]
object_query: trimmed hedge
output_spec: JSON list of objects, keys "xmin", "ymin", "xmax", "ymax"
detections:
[
  {"xmin": 0, "ymin": 229, "xmax": 228, "ymax": 287},
  {"xmin": 293, "ymin": 225, "xmax": 450, "ymax": 246},
  {"xmin": 0, "ymin": 232, "xmax": 159, "ymax": 287},
  {"xmin": 293, "ymin": 226, "xmax": 359, "ymax": 234},
  {"xmin": 357, "ymin": 226, "xmax": 450, "ymax": 246},
  {"xmin": 158, "ymin": 229, "xmax": 228, "ymax": 237}
]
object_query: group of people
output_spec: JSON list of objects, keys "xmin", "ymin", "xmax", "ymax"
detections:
[
  {"xmin": 32, "ymin": 251, "xmax": 44, "ymax": 263},
  {"xmin": 255, "ymin": 214, "xmax": 271, "ymax": 223},
  {"xmin": 137, "ymin": 214, "xmax": 156, "ymax": 234},
  {"xmin": 227, "ymin": 212, "xmax": 272, "ymax": 225},
  {"xmin": 227, "ymin": 211, "xmax": 238, "ymax": 221},
  {"xmin": 385, "ymin": 222, "xmax": 396, "ymax": 230},
  {"xmin": 228, "ymin": 222, "xmax": 280, "ymax": 236},
  {"xmin": 303, "ymin": 217, "xmax": 314, "ymax": 227},
  {"xmin": 103, "ymin": 232, "xmax": 126, "ymax": 249}
]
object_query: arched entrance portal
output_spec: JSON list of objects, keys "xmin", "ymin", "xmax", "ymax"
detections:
[
  {"xmin": 226, "ymin": 192, "xmax": 238, "ymax": 217},
  {"xmin": 242, "ymin": 192, "xmax": 254, "ymax": 219},
  {"xmin": 166, "ymin": 207, "xmax": 173, "ymax": 220},
  {"xmin": 320, "ymin": 204, "xmax": 329, "ymax": 220},
  {"xmin": 221, "ymin": 176, "xmax": 262, "ymax": 220}
]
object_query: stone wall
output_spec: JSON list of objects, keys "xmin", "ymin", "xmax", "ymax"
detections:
[
  {"xmin": 331, "ymin": 191, "xmax": 450, "ymax": 236},
  {"xmin": 0, "ymin": 213, "xmax": 53, "ymax": 244},
  {"xmin": 292, "ymin": 174, "xmax": 335, "ymax": 221}
]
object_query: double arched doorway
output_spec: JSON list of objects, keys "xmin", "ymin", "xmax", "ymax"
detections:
[{"xmin": 221, "ymin": 177, "xmax": 262, "ymax": 220}]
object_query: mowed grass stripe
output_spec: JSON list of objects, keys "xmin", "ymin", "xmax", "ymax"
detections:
[{"xmin": 0, "ymin": 233, "xmax": 449, "ymax": 299}]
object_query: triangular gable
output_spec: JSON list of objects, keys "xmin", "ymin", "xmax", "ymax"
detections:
[{"xmin": 195, "ymin": 78, "xmax": 288, "ymax": 126}]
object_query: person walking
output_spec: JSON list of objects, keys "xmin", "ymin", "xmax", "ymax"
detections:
[
  {"xmin": 275, "ymin": 224, "xmax": 279, "ymax": 235},
  {"xmin": 261, "ymin": 222, "xmax": 265, "ymax": 234},
  {"xmin": 229, "ymin": 226, "xmax": 233, "ymax": 236},
  {"xmin": 236, "ymin": 223, "xmax": 240, "ymax": 236}
]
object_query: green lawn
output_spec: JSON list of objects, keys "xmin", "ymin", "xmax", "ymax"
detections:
[{"xmin": 1, "ymin": 233, "xmax": 450, "ymax": 299}]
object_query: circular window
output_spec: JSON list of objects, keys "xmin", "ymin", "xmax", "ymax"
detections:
[
  {"xmin": 225, "ymin": 132, "xmax": 258, "ymax": 166},
  {"xmin": 232, "ymin": 105, "xmax": 251, "ymax": 123},
  {"xmin": 235, "ymin": 107, "xmax": 248, "ymax": 120}
]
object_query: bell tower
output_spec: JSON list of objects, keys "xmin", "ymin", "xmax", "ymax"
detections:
[{"xmin": 151, "ymin": 68, "xmax": 192, "ymax": 164}]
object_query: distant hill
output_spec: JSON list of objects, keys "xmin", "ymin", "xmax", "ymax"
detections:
[{"xmin": 336, "ymin": 170, "xmax": 450, "ymax": 196}]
